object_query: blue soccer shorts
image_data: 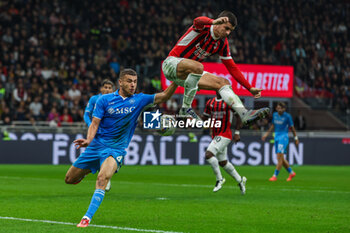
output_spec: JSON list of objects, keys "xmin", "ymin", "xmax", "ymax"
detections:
[
  {"xmin": 73, "ymin": 140, "xmax": 125, "ymax": 174},
  {"xmin": 274, "ymin": 135, "xmax": 289, "ymax": 154}
]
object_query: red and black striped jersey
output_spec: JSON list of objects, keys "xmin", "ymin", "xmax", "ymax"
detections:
[
  {"xmin": 168, "ymin": 19, "xmax": 230, "ymax": 62},
  {"xmin": 203, "ymin": 97, "xmax": 234, "ymax": 139},
  {"xmin": 167, "ymin": 16, "xmax": 252, "ymax": 90}
]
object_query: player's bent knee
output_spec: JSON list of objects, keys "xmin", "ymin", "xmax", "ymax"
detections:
[
  {"xmin": 189, "ymin": 63, "xmax": 203, "ymax": 75},
  {"xmin": 205, "ymin": 151, "xmax": 214, "ymax": 160},
  {"xmin": 219, "ymin": 160, "xmax": 228, "ymax": 167},
  {"xmin": 218, "ymin": 77, "xmax": 230, "ymax": 87}
]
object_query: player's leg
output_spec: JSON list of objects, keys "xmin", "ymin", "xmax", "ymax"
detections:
[
  {"xmin": 77, "ymin": 156, "xmax": 119, "ymax": 227},
  {"xmin": 162, "ymin": 57, "xmax": 203, "ymax": 120},
  {"xmin": 283, "ymin": 158, "xmax": 296, "ymax": 181},
  {"xmin": 282, "ymin": 141, "xmax": 296, "ymax": 181},
  {"xmin": 205, "ymin": 148, "xmax": 224, "ymax": 192},
  {"xmin": 176, "ymin": 59, "xmax": 203, "ymax": 111},
  {"xmin": 198, "ymin": 72, "xmax": 269, "ymax": 125},
  {"xmin": 269, "ymin": 153, "xmax": 284, "ymax": 181},
  {"xmin": 65, "ymin": 166, "xmax": 91, "ymax": 184},
  {"xmin": 217, "ymin": 147, "xmax": 247, "ymax": 195}
]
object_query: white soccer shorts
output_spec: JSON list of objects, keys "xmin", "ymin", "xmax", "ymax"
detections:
[
  {"xmin": 207, "ymin": 136, "xmax": 231, "ymax": 162},
  {"xmin": 162, "ymin": 56, "xmax": 209, "ymax": 87}
]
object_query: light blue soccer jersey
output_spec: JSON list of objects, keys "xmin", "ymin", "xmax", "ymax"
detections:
[
  {"xmin": 84, "ymin": 94, "xmax": 101, "ymax": 127},
  {"xmin": 92, "ymin": 90, "xmax": 155, "ymax": 151},
  {"xmin": 272, "ymin": 112, "xmax": 294, "ymax": 137},
  {"xmin": 272, "ymin": 112, "xmax": 294, "ymax": 154}
]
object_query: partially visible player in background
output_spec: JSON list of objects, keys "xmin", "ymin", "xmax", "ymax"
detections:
[
  {"xmin": 84, "ymin": 79, "xmax": 114, "ymax": 127},
  {"xmin": 162, "ymin": 10, "xmax": 269, "ymax": 125},
  {"xmin": 66, "ymin": 69, "xmax": 178, "ymax": 227},
  {"xmin": 203, "ymin": 92, "xmax": 246, "ymax": 194},
  {"xmin": 82, "ymin": 79, "xmax": 114, "ymax": 192},
  {"xmin": 262, "ymin": 102, "xmax": 299, "ymax": 181}
]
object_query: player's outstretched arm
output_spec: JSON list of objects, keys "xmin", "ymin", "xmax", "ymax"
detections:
[
  {"xmin": 74, "ymin": 117, "xmax": 101, "ymax": 149},
  {"xmin": 262, "ymin": 124, "xmax": 274, "ymax": 141},
  {"xmin": 154, "ymin": 82, "xmax": 178, "ymax": 104}
]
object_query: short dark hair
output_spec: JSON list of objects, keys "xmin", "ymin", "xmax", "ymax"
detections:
[
  {"xmin": 101, "ymin": 79, "xmax": 114, "ymax": 87},
  {"xmin": 277, "ymin": 102, "xmax": 286, "ymax": 108},
  {"xmin": 119, "ymin": 68, "xmax": 137, "ymax": 79},
  {"xmin": 218, "ymin": 11, "xmax": 237, "ymax": 28}
]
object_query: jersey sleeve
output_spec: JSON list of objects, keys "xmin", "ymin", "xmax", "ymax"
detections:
[
  {"xmin": 84, "ymin": 97, "xmax": 95, "ymax": 126},
  {"xmin": 140, "ymin": 93, "xmax": 156, "ymax": 109},
  {"xmin": 193, "ymin": 16, "xmax": 214, "ymax": 31},
  {"xmin": 220, "ymin": 39, "xmax": 252, "ymax": 90},
  {"xmin": 92, "ymin": 96, "xmax": 107, "ymax": 120},
  {"xmin": 203, "ymin": 99, "xmax": 211, "ymax": 116}
]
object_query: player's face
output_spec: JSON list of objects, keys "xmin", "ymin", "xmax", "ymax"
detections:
[
  {"xmin": 276, "ymin": 105, "xmax": 285, "ymax": 115},
  {"xmin": 216, "ymin": 22, "xmax": 235, "ymax": 38},
  {"xmin": 119, "ymin": 74, "xmax": 137, "ymax": 96},
  {"xmin": 100, "ymin": 84, "xmax": 114, "ymax": 94}
]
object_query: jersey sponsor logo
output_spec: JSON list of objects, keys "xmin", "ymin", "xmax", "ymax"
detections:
[
  {"xmin": 194, "ymin": 43, "xmax": 211, "ymax": 59},
  {"xmin": 274, "ymin": 119, "xmax": 284, "ymax": 124},
  {"xmin": 108, "ymin": 107, "xmax": 135, "ymax": 115}
]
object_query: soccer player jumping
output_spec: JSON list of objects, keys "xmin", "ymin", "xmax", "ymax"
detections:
[
  {"xmin": 65, "ymin": 69, "xmax": 178, "ymax": 227},
  {"xmin": 162, "ymin": 10, "xmax": 269, "ymax": 125},
  {"xmin": 262, "ymin": 102, "xmax": 299, "ymax": 181}
]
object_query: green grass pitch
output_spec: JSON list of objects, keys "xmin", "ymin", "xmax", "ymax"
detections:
[{"xmin": 0, "ymin": 165, "xmax": 349, "ymax": 233}]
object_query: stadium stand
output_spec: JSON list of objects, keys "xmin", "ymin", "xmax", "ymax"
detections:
[{"xmin": 0, "ymin": 0, "xmax": 349, "ymax": 128}]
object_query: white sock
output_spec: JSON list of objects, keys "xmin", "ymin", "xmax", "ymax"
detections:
[
  {"xmin": 206, "ymin": 156, "xmax": 223, "ymax": 181},
  {"xmin": 218, "ymin": 85, "xmax": 247, "ymax": 118},
  {"xmin": 182, "ymin": 73, "xmax": 202, "ymax": 108},
  {"xmin": 223, "ymin": 162, "xmax": 242, "ymax": 183}
]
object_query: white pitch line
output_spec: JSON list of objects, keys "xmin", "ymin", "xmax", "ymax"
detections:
[
  {"xmin": 1, "ymin": 176, "xmax": 350, "ymax": 194},
  {"xmin": 0, "ymin": 216, "xmax": 184, "ymax": 233}
]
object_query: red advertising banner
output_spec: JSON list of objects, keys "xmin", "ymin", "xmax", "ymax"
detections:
[{"xmin": 161, "ymin": 62, "xmax": 294, "ymax": 98}]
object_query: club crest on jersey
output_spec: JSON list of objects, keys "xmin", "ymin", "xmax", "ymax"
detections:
[
  {"xmin": 108, "ymin": 107, "xmax": 115, "ymax": 114},
  {"xmin": 129, "ymin": 99, "xmax": 135, "ymax": 104}
]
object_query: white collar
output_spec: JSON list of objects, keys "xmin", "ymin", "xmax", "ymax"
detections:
[
  {"xmin": 215, "ymin": 97, "xmax": 223, "ymax": 101},
  {"xmin": 210, "ymin": 25, "xmax": 220, "ymax": 40}
]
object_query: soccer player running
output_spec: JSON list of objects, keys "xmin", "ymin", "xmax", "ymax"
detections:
[
  {"xmin": 83, "ymin": 79, "xmax": 114, "ymax": 191},
  {"xmin": 203, "ymin": 92, "xmax": 246, "ymax": 194},
  {"xmin": 261, "ymin": 102, "xmax": 299, "ymax": 181},
  {"xmin": 162, "ymin": 10, "xmax": 269, "ymax": 125},
  {"xmin": 65, "ymin": 69, "xmax": 178, "ymax": 227}
]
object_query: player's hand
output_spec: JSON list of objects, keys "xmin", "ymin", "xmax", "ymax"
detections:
[
  {"xmin": 261, "ymin": 135, "xmax": 267, "ymax": 141},
  {"xmin": 295, "ymin": 139, "xmax": 299, "ymax": 145},
  {"xmin": 233, "ymin": 134, "xmax": 240, "ymax": 143},
  {"xmin": 74, "ymin": 138, "xmax": 91, "ymax": 149},
  {"xmin": 213, "ymin": 17, "xmax": 229, "ymax": 25},
  {"xmin": 249, "ymin": 87, "xmax": 262, "ymax": 98}
]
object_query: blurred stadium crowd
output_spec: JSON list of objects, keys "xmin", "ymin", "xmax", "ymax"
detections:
[{"xmin": 0, "ymin": 0, "xmax": 349, "ymax": 126}]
